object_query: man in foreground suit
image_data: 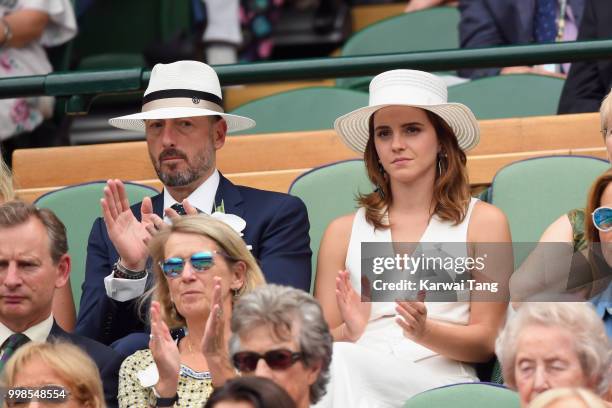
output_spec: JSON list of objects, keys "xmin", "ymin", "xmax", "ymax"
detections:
[
  {"xmin": 0, "ymin": 201, "xmax": 122, "ymax": 408},
  {"xmin": 76, "ymin": 60, "xmax": 312, "ymax": 348}
]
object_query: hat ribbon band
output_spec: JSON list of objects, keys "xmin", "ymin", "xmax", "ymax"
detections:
[{"xmin": 141, "ymin": 98, "xmax": 224, "ymax": 113}]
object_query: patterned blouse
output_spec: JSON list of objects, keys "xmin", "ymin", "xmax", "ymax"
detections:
[{"xmin": 118, "ymin": 349, "xmax": 214, "ymax": 408}]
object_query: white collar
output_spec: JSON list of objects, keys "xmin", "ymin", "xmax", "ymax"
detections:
[
  {"xmin": 0, "ymin": 314, "xmax": 54, "ymax": 345},
  {"xmin": 163, "ymin": 169, "xmax": 220, "ymax": 218}
]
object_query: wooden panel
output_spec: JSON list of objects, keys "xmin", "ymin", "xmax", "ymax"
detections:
[
  {"xmin": 351, "ymin": 3, "xmax": 405, "ymax": 32},
  {"xmin": 12, "ymin": 113, "xmax": 605, "ymax": 195}
]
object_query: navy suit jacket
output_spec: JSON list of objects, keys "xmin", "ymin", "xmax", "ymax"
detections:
[
  {"xmin": 558, "ymin": 0, "xmax": 612, "ymax": 113},
  {"xmin": 459, "ymin": 0, "xmax": 585, "ymax": 79},
  {"xmin": 75, "ymin": 174, "xmax": 312, "ymax": 345},
  {"xmin": 49, "ymin": 322, "xmax": 123, "ymax": 408}
]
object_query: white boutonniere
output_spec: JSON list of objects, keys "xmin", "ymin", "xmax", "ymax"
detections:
[{"xmin": 211, "ymin": 200, "xmax": 251, "ymax": 250}]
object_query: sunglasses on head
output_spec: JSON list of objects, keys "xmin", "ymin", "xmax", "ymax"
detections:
[
  {"xmin": 232, "ymin": 349, "xmax": 304, "ymax": 372},
  {"xmin": 592, "ymin": 206, "xmax": 612, "ymax": 232},
  {"xmin": 159, "ymin": 251, "xmax": 228, "ymax": 278}
]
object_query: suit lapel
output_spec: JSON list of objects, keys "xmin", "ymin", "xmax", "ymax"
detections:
[
  {"xmin": 48, "ymin": 321, "xmax": 66, "ymax": 340},
  {"xmin": 152, "ymin": 193, "xmax": 164, "ymax": 217},
  {"xmin": 214, "ymin": 173, "xmax": 244, "ymax": 218}
]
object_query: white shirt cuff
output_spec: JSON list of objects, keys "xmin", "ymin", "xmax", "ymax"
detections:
[{"xmin": 104, "ymin": 272, "xmax": 148, "ymax": 301}]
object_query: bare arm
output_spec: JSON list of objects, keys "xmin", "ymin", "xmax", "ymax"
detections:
[
  {"xmin": 2, "ymin": 9, "xmax": 50, "ymax": 48},
  {"xmin": 314, "ymin": 214, "xmax": 354, "ymax": 334}
]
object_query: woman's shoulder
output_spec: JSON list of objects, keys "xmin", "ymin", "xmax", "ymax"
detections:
[
  {"xmin": 120, "ymin": 349, "xmax": 154, "ymax": 372},
  {"xmin": 324, "ymin": 212, "xmax": 357, "ymax": 238},
  {"xmin": 467, "ymin": 200, "xmax": 511, "ymax": 241}
]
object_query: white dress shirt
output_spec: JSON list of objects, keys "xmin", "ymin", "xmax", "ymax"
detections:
[
  {"xmin": 0, "ymin": 314, "xmax": 54, "ymax": 357},
  {"xmin": 104, "ymin": 170, "xmax": 221, "ymax": 302}
]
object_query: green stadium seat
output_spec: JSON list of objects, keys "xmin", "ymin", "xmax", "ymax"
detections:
[
  {"xmin": 229, "ymin": 87, "xmax": 368, "ymax": 135},
  {"xmin": 489, "ymin": 156, "xmax": 609, "ymax": 264},
  {"xmin": 404, "ymin": 383, "xmax": 519, "ymax": 407},
  {"xmin": 337, "ymin": 7, "xmax": 460, "ymax": 90},
  {"xmin": 448, "ymin": 74, "xmax": 566, "ymax": 119},
  {"xmin": 289, "ymin": 160, "xmax": 373, "ymax": 291},
  {"xmin": 34, "ymin": 181, "xmax": 159, "ymax": 311}
]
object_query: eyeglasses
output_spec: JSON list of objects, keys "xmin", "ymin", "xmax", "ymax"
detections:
[
  {"xmin": 5, "ymin": 384, "xmax": 70, "ymax": 406},
  {"xmin": 592, "ymin": 206, "xmax": 612, "ymax": 232},
  {"xmin": 232, "ymin": 349, "xmax": 304, "ymax": 372},
  {"xmin": 159, "ymin": 251, "xmax": 229, "ymax": 278}
]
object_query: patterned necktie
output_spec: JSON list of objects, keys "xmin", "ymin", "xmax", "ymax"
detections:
[
  {"xmin": 170, "ymin": 203, "xmax": 202, "ymax": 216},
  {"xmin": 0, "ymin": 333, "xmax": 29, "ymax": 371},
  {"xmin": 534, "ymin": 0, "xmax": 558, "ymax": 43}
]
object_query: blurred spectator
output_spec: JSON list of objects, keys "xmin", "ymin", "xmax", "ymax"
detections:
[
  {"xmin": 405, "ymin": 0, "xmax": 457, "ymax": 13},
  {"xmin": 229, "ymin": 284, "xmax": 333, "ymax": 408},
  {"xmin": 239, "ymin": 0, "xmax": 284, "ymax": 61},
  {"xmin": 1, "ymin": 341, "xmax": 106, "ymax": 408},
  {"xmin": 202, "ymin": 0, "xmax": 241, "ymax": 64},
  {"xmin": 557, "ymin": 0, "xmax": 612, "ymax": 114},
  {"xmin": 458, "ymin": 0, "xmax": 585, "ymax": 79},
  {"xmin": 204, "ymin": 377, "xmax": 297, "ymax": 408},
  {"xmin": 528, "ymin": 387, "xmax": 608, "ymax": 408},
  {"xmin": 0, "ymin": 153, "xmax": 13, "ymax": 203},
  {"xmin": 0, "ymin": 0, "xmax": 76, "ymax": 158},
  {"xmin": 496, "ymin": 302, "xmax": 611, "ymax": 407},
  {"xmin": 0, "ymin": 201, "xmax": 122, "ymax": 407}
]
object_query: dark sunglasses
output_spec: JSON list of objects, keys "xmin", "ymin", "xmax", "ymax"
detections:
[
  {"xmin": 159, "ymin": 251, "xmax": 228, "ymax": 278},
  {"xmin": 232, "ymin": 349, "xmax": 304, "ymax": 372},
  {"xmin": 592, "ymin": 206, "xmax": 612, "ymax": 232}
]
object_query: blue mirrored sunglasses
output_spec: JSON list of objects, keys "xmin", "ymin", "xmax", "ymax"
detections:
[
  {"xmin": 592, "ymin": 206, "xmax": 612, "ymax": 232},
  {"xmin": 159, "ymin": 251, "xmax": 222, "ymax": 278}
]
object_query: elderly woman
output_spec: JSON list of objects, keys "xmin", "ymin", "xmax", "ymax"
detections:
[
  {"xmin": 315, "ymin": 69, "xmax": 511, "ymax": 406},
  {"xmin": 496, "ymin": 302, "xmax": 611, "ymax": 407},
  {"xmin": 228, "ymin": 284, "xmax": 333, "ymax": 408},
  {"xmin": 204, "ymin": 376, "xmax": 296, "ymax": 408},
  {"xmin": 118, "ymin": 215, "xmax": 265, "ymax": 408},
  {"xmin": 1, "ymin": 341, "xmax": 106, "ymax": 408}
]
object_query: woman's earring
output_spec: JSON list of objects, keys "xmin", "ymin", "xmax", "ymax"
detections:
[
  {"xmin": 375, "ymin": 161, "xmax": 386, "ymax": 200},
  {"xmin": 437, "ymin": 151, "xmax": 447, "ymax": 176},
  {"xmin": 232, "ymin": 287, "xmax": 241, "ymax": 301}
]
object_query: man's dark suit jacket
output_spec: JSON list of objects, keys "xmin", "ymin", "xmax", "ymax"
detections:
[
  {"xmin": 49, "ymin": 322, "xmax": 123, "ymax": 408},
  {"xmin": 459, "ymin": 0, "xmax": 585, "ymax": 79},
  {"xmin": 75, "ymin": 174, "xmax": 312, "ymax": 345},
  {"xmin": 558, "ymin": 0, "xmax": 612, "ymax": 114}
]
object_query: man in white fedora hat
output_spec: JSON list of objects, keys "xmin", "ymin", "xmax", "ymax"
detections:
[{"xmin": 75, "ymin": 60, "xmax": 312, "ymax": 350}]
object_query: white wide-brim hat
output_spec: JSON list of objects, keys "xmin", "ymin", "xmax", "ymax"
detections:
[
  {"xmin": 109, "ymin": 61, "xmax": 255, "ymax": 133},
  {"xmin": 334, "ymin": 70, "xmax": 480, "ymax": 153}
]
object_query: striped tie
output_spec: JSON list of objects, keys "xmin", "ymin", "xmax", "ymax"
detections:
[{"xmin": 0, "ymin": 333, "xmax": 29, "ymax": 372}]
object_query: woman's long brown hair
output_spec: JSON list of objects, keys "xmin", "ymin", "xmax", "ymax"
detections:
[
  {"xmin": 357, "ymin": 109, "xmax": 471, "ymax": 229},
  {"xmin": 585, "ymin": 169, "xmax": 612, "ymax": 243}
]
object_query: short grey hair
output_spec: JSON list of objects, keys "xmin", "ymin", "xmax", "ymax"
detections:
[
  {"xmin": 229, "ymin": 285, "xmax": 333, "ymax": 404},
  {"xmin": 495, "ymin": 303, "xmax": 611, "ymax": 395}
]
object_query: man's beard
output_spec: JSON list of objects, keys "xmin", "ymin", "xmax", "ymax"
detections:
[{"xmin": 153, "ymin": 147, "xmax": 212, "ymax": 187}]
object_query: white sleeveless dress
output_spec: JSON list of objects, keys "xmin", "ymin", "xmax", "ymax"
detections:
[{"xmin": 314, "ymin": 198, "xmax": 479, "ymax": 408}]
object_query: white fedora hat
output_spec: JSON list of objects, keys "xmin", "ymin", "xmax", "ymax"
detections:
[
  {"xmin": 334, "ymin": 69, "xmax": 480, "ymax": 153},
  {"xmin": 109, "ymin": 60, "xmax": 255, "ymax": 133}
]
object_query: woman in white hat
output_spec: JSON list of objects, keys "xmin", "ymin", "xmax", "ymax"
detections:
[{"xmin": 314, "ymin": 69, "xmax": 512, "ymax": 406}]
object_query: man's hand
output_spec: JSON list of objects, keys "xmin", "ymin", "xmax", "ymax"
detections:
[{"xmin": 101, "ymin": 179, "xmax": 162, "ymax": 271}]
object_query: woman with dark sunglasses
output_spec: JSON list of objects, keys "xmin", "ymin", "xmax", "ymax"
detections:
[
  {"xmin": 117, "ymin": 215, "xmax": 265, "ymax": 408},
  {"xmin": 228, "ymin": 284, "xmax": 333, "ymax": 408}
]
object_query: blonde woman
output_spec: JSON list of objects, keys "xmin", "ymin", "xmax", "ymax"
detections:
[
  {"xmin": 118, "ymin": 215, "xmax": 265, "ymax": 408},
  {"xmin": 1, "ymin": 341, "xmax": 106, "ymax": 408},
  {"xmin": 527, "ymin": 388, "xmax": 609, "ymax": 408}
]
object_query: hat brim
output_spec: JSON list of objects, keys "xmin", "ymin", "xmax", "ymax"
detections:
[
  {"xmin": 334, "ymin": 103, "xmax": 480, "ymax": 153},
  {"xmin": 108, "ymin": 107, "xmax": 256, "ymax": 134}
]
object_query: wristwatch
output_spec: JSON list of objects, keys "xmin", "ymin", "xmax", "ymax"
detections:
[{"xmin": 155, "ymin": 393, "xmax": 179, "ymax": 407}]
